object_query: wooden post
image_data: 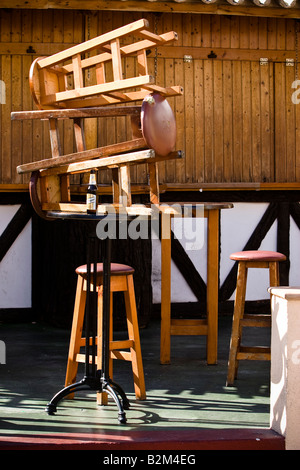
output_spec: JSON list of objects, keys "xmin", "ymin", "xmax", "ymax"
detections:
[
  {"xmin": 160, "ymin": 211, "xmax": 172, "ymax": 364},
  {"xmin": 148, "ymin": 162, "xmax": 159, "ymax": 205},
  {"xmin": 119, "ymin": 165, "xmax": 132, "ymax": 206},
  {"xmin": 207, "ymin": 208, "xmax": 220, "ymax": 365}
]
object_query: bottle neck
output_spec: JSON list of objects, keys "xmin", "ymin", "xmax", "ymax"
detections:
[{"xmin": 89, "ymin": 173, "xmax": 97, "ymax": 185}]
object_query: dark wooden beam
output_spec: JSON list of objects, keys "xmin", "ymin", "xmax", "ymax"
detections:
[
  {"xmin": 277, "ymin": 202, "xmax": 290, "ymax": 285},
  {"xmin": 0, "ymin": 204, "xmax": 33, "ymax": 263},
  {"xmin": 1, "ymin": 1, "xmax": 299, "ymax": 19},
  {"xmin": 169, "ymin": 230, "xmax": 207, "ymax": 302}
]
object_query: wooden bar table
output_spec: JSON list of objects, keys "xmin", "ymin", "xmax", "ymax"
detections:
[
  {"xmin": 159, "ymin": 202, "xmax": 233, "ymax": 365},
  {"xmin": 43, "ymin": 210, "xmax": 132, "ymax": 424}
]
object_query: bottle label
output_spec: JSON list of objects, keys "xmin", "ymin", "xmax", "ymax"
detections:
[
  {"xmin": 89, "ymin": 174, "xmax": 97, "ymax": 185},
  {"xmin": 86, "ymin": 193, "xmax": 97, "ymax": 211}
]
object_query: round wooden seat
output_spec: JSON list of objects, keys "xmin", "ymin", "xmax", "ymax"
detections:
[
  {"xmin": 76, "ymin": 263, "xmax": 135, "ymax": 277},
  {"xmin": 230, "ymin": 250, "xmax": 286, "ymax": 262}
]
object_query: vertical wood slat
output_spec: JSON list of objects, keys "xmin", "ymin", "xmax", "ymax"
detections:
[
  {"xmin": 194, "ymin": 59, "xmax": 204, "ymax": 183},
  {"xmin": 296, "ymin": 79, "xmax": 300, "ymax": 182},
  {"xmin": 232, "ymin": 61, "xmax": 242, "ymax": 181},
  {"xmin": 21, "ymin": 9, "xmax": 33, "ymax": 185},
  {"xmin": 11, "ymin": 11, "xmax": 22, "ymax": 185},
  {"xmin": 242, "ymin": 61, "xmax": 252, "ymax": 181},
  {"xmin": 260, "ymin": 61, "xmax": 274, "ymax": 182},
  {"xmin": 223, "ymin": 60, "xmax": 233, "ymax": 182},
  {"xmin": 275, "ymin": 63, "xmax": 287, "ymax": 182},
  {"xmin": 251, "ymin": 61, "xmax": 261, "ymax": 182},
  {"xmin": 286, "ymin": 64, "xmax": 296, "ymax": 182},
  {"xmin": 213, "ymin": 60, "xmax": 223, "ymax": 182},
  {"xmin": 274, "ymin": 61, "xmax": 298, "ymax": 183},
  {"xmin": 1, "ymin": 29, "xmax": 11, "ymax": 183}
]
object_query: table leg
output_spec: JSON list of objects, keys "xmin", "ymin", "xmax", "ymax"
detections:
[
  {"xmin": 160, "ymin": 213, "xmax": 171, "ymax": 364},
  {"xmin": 45, "ymin": 234, "xmax": 128, "ymax": 424},
  {"xmin": 207, "ymin": 209, "xmax": 220, "ymax": 365}
]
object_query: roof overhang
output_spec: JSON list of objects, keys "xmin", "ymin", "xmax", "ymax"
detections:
[{"xmin": 0, "ymin": 0, "xmax": 299, "ymax": 19}]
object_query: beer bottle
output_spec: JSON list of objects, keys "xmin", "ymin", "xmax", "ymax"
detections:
[{"xmin": 86, "ymin": 169, "xmax": 97, "ymax": 214}]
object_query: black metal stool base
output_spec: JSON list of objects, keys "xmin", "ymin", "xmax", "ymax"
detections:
[{"xmin": 45, "ymin": 374, "xmax": 129, "ymax": 424}]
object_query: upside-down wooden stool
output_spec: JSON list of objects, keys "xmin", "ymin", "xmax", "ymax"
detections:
[
  {"xmin": 226, "ymin": 250, "xmax": 286, "ymax": 386},
  {"xmin": 65, "ymin": 262, "xmax": 146, "ymax": 404}
]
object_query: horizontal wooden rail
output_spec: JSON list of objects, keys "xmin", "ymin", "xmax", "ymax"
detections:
[
  {"xmin": 11, "ymin": 106, "xmax": 141, "ymax": 121},
  {"xmin": 17, "ymin": 138, "xmax": 147, "ymax": 174},
  {"xmin": 2, "ymin": 182, "xmax": 300, "ymax": 194},
  {"xmin": 41, "ymin": 75, "xmax": 155, "ymax": 106},
  {"xmin": 37, "ymin": 18, "xmax": 149, "ymax": 68}
]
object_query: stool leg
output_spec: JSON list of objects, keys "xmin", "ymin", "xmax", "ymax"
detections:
[
  {"xmin": 124, "ymin": 274, "xmax": 146, "ymax": 400},
  {"xmin": 269, "ymin": 261, "xmax": 279, "ymax": 287},
  {"xmin": 65, "ymin": 276, "xmax": 86, "ymax": 398},
  {"xmin": 97, "ymin": 288, "xmax": 113, "ymax": 406},
  {"xmin": 226, "ymin": 261, "xmax": 247, "ymax": 386}
]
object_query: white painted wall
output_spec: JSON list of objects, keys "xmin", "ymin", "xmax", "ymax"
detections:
[
  {"xmin": 1, "ymin": 202, "xmax": 300, "ymax": 310},
  {"xmin": 152, "ymin": 202, "xmax": 300, "ymax": 304},
  {"xmin": 220, "ymin": 203, "xmax": 277, "ymax": 301},
  {"xmin": 0, "ymin": 205, "xmax": 32, "ymax": 308}
]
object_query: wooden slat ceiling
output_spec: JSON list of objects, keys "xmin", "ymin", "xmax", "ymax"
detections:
[
  {"xmin": 0, "ymin": 1, "xmax": 298, "ymax": 24},
  {"xmin": 133, "ymin": 0, "xmax": 300, "ymax": 8},
  {"xmin": 1, "ymin": 0, "xmax": 299, "ymax": 11}
]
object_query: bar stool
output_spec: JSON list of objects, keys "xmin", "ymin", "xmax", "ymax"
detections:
[
  {"xmin": 65, "ymin": 263, "xmax": 146, "ymax": 404},
  {"xmin": 226, "ymin": 250, "xmax": 286, "ymax": 386}
]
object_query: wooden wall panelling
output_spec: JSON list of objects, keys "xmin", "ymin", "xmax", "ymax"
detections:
[
  {"xmin": 184, "ymin": 31, "xmax": 195, "ymax": 183},
  {"xmin": 1, "ymin": 10, "xmax": 11, "ymax": 184},
  {"xmin": 31, "ymin": 11, "xmax": 43, "ymax": 171},
  {"xmin": 223, "ymin": 60, "xmax": 233, "ymax": 183},
  {"xmin": 0, "ymin": 10, "xmax": 299, "ymax": 187},
  {"xmin": 204, "ymin": 59, "xmax": 213, "ymax": 183},
  {"xmin": 297, "ymin": 80, "xmax": 300, "ymax": 183},
  {"xmin": 232, "ymin": 61, "xmax": 242, "ymax": 182},
  {"xmin": 241, "ymin": 61, "xmax": 252, "ymax": 182},
  {"xmin": 275, "ymin": 62, "xmax": 287, "ymax": 183},
  {"xmin": 81, "ymin": 10, "xmax": 98, "ymax": 186},
  {"xmin": 251, "ymin": 61, "xmax": 262, "ymax": 182},
  {"xmin": 173, "ymin": 17, "xmax": 184, "ymax": 184},
  {"xmin": 260, "ymin": 60, "xmax": 274, "ymax": 183},
  {"xmin": 11, "ymin": 10, "xmax": 22, "ymax": 185},
  {"xmin": 250, "ymin": 60, "xmax": 274, "ymax": 183},
  {"xmin": 194, "ymin": 59, "xmax": 204, "ymax": 184},
  {"xmin": 96, "ymin": 11, "xmax": 108, "ymax": 185},
  {"xmin": 21, "ymin": 11, "xmax": 34, "ymax": 185},
  {"xmin": 157, "ymin": 12, "xmax": 171, "ymax": 183},
  {"xmin": 275, "ymin": 62, "xmax": 298, "ymax": 183},
  {"xmin": 213, "ymin": 60, "xmax": 223, "ymax": 183},
  {"xmin": 286, "ymin": 62, "xmax": 296, "ymax": 183},
  {"xmin": 136, "ymin": 11, "xmax": 153, "ymax": 187}
]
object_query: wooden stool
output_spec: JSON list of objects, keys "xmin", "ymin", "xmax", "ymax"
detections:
[
  {"xmin": 226, "ymin": 250, "xmax": 286, "ymax": 386},
  {"xmin": 65, "ymin": 263, "xmax": 146, "ymax": 404}
]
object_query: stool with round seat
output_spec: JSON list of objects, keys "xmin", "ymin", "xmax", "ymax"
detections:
[
  {"xmin": 226, "ymin": 250, "xmax": 286, "ymax": 387},
  {"xmin": 65, "ymin": 262, "xmax": 146, "ymax": 404}
]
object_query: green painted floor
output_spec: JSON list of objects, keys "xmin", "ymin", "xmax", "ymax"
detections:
[{"xmin": 0, "ymin": 316, "xmax": 271, "ymax": 437}]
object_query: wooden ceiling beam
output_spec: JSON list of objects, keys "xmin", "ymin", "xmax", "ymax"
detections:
[{"xmin": 0, "ymin": 1, "xmax": 299, "ymax": 19}]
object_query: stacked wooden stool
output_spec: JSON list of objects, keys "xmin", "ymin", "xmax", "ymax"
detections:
[
  {"xmin": 13, "ymin": 18, "xmax": 183, "ymax": 219},
  {"xmin": 226, "ymin": 250, "xmax": 286, "ymax": 386},
  {"xmin": 65, "ymin": 262, "xmax": 146, "ymax": 404}
]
